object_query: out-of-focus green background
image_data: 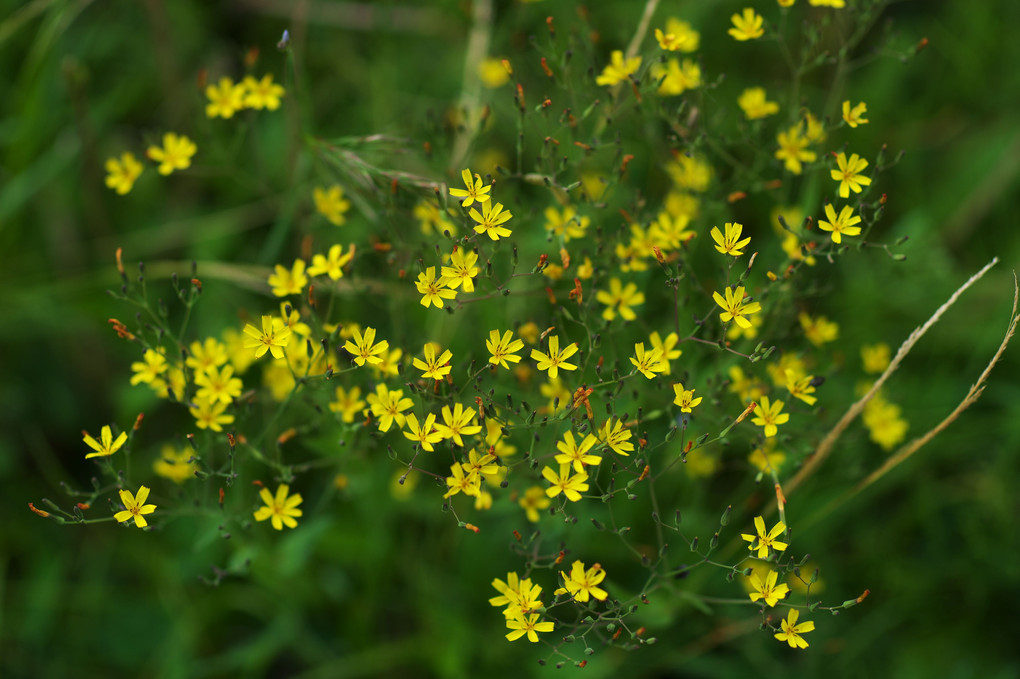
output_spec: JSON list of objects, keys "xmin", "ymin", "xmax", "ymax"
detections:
[{"xmin": 2, "ymin": 1, "xmax": 1019, "ymax": 677}]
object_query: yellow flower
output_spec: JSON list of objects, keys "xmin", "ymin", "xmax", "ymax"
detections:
[
  {"xmin": 803, "ymin": 110, "xmax": 827, "ymax": 143},
  {"xmin": 308, "ymin": 244, "xmax": 353, "ymax": 280},
  {"xmin": 554, "ymin": 432, "xmax": 601, "ymax": 473},
  {"xmin": 153, "ymin": 445, "xmax": 198, "ymax": 484},
  {"xmin": 530, "ymin": 335, "xmax": 578, "ymax": 379},
  {"xmin": 774, "ymin": 609, "xmax": 815, "ymax": 649},
  {"xmin": 83, "ymin": 425, "xmax": 128, "ymax": 459},
  {"xmin": 830, "ymin": 152, "xmax": 872, "ymax": 198},
  {"xmin": 778, "ymin": 0, "xmax": 796, "ymax": 6},
  {"xmin": 785, "ymin": 369, "xmax": 818, "ymax": 406},
  {"xmin": 630, "ymin": 342, "xmax": 666, "ymax": 379},
  {"xmin": 799, "ymin": 312, "xmax": 839, "ymax": 346},
  {"xmin": 738, "ymin": 87, "xmax": 779, "ymax": 119},
  {"xmin": 664, "ymin": 18, "xmax": 700, "ymax": 52},
  {"xmin": 367, "ymin": 384, "xmax": 413, "ymax": 432},
  {"xmin": 443, "ymin": 462, "xmax": 481, "ymax": 498},
  {"xmin": 486, "ymin": 329, "xmax": 525, "ymax": 369},
  {"xmin": 818, "ymin": 204, "xmax": 862, "ymax": 244},
  {"xmin": 861, "ymin": 343, "xmax": 891, "ymax": 374},
  {"xmin": 672, "ymin": 382, "xmax": 703, "ymax": 412},
  {"xmin": 414, "ymin": 199, "xmax": 458, "ymax": 236},
  {"xmin": 469, "ymin": 200, "xmax": 513, "ymax": 240},
  {"xmin": 478, "ymin": 57, "xmax": 510, "ymax": 88},
  {"xmin": 751, "ymin": 397, "xmax": 790, "ymax": 438},
  {"xmin": 775, "ymin": 124, "xmax": 816, "ymax": 175},
  {"xmin": 712, "ymin": 286, "xmax": 762, "ymax": 329},
  {"xmin": 441, "ymin": 247, "xmax": 480, "ymax": 292},
  {"xmin": 863, "ymin": 394, "xmax": 909, "ymax": 450},
  {"xmin": 842, "ymin": 99, "xmax": 869, "ymax": 127},
  {"xmin": 748, "ymin": 441, "xmax": 786, "ymax": 473},
  {"xmin": 597, "ymin": 418, "xmax": 634, "ymax": 456},
  {"xmin": 505, "ymin": 611, "xmax": 555, "ymax": 643},
  {"xmin": 435, "ymin": 403, "xmax": 482, "ymax": 446},
  {"xmin": 313, "ymin": 185, "xmax": 352, "ymax": 226},
  {"xmin": 205, "ymin": 76, "xmax": 246, "ymax": 119},
  {"xmin": 243, "ymin": 73, "xmax": 285, "ymax": 110},
  {"xmin": 415, "ymin": 266, "xmax": 457, "ymax": 308},
  {"xmin": 710, "ymin": 222, "xmax": 752, "ymax": 256},
  {"xmin": 555, "ymin": 561, "xmax": 608, "ymax": 602},
  {"xmin": 253, "ymin": 484, "xmax": 303, "ymax": 530},
  {"xmin": 114, "ymin": 485, "xmax": 156, "ymax": 528},
  {"xmin": 104, "ymin": 152, "xmax": 143, "ymax": 194},
  {"xmin": 596, "ymin": 277, "xmax": 645, "ymax": 321},
  {"xmin": 194, "ymin": 365, "xmax": 243, "ymax": 405},
  {"xmin": 146, "ymin": 132, "xmax": 196, "ymax": 175},
  {"xmin": 595, "ymin": 50, "xmax": 641, "ymax": 86},
  {"xmin": 344, "ymin": 326, "xmax": 389, "ymax": 366},
  {"xmin": 268, "ymin": 259, "xmax": 307, "ymax": 297},
  {"xmin": 413, "ymin": 342, "xmax": 453, "ymax": 380},
  {"xmin": 649, "ymin": 331, "xmax": 682, "ymax": 374},
  {"xmin": 750, "ymin": 569, "xmax": 790, "ymax": 607},
  {"xmin": 329, "ymin": 385, "xmax": 366, "ymax": 423},
  {"xmin": 542, "ymin": 463, "xmax": 589, "ymax": 501},
  {"xmin": 243, "ymin": 315, "xmax": 291, "ymax": 360},
  {"xmin": 809, "ymin": 0, "xmax": 845, "ymax": 7},
  {"xmin": 449, "ymin": 168, "xmax": 491, "ymax": 207},
  {"xmin": 187, "ymin": 337, "xmax": 229, "ymax": 374},
  {"xmin": 130, "ymin": 349, "xmax": 167, "ymax": 385},
  {"xmin": 741, "ymin": 515, "xmax": 788, "ymax": 558},
  {"xmin": 402, "ymin": 413, "xmax": 444, "ymax": 451},
  {"xmin": 519, "ymin": 486, "xmax": 551, "ymax": 522},
  {"xmin": 655, "ymin": 27, "xmax": 693, "ymax": 52},
  {"xmin": 728, "ymin": 8, "xmax": 764, "ymax": 41},
  {"xmin": 544, "ymin": 205, "xmax": 589, "ymax": 241},
  {"xmin": 651, "ymin": 58, "xmax": 701, "ymax": 96},
  {"xmin": 189, "ymin": 396, "xmax": 234, "ymax": 432}
]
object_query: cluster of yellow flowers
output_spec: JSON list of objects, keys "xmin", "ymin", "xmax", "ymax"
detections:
[{"xmin": 104, "ymin": 72, "xmax": 284, "ymax": 195}]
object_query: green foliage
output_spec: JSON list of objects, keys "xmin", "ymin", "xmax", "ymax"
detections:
[{"xmin": 2, "ymin": 1, "xmax": 1020, "ymax": 677}]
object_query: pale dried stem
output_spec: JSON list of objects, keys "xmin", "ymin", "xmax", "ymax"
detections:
[
  {"xmin": 785, "ymin": 257, "xmax": 1000, "ymax": 497},
  {"xmin": 625, "ymin": 0, "xmax": 660, "ymax": 61},
  {"xmin": 845, "ymin": 273, "xmax": 1018, "ymax": 499}
]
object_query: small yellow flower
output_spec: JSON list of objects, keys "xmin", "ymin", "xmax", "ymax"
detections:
[
  {"xmin": 555, "ymin": 561, "xmax": 608, "ymax": 602},
  {"xmin": 83, "ymin": 425, "xmax": 128, "ymax": 459},
  {"xmin": 597, "ymin": 418, "xmax": 634, "ymax": 456},
  {"xmin": 415, "ymin": 266, "xmax": 457, "ymax": 308},
  {"xmin": 738, "ymin": 87, "xmax": 779, "ymax": 120},
  {"xmin": 104, "ymin": 152, "xmax": 143, "ymax": 194},
  {"xmin": 478, "ymin": 58, "xmax": 510, "ymax": 88},
  {"xmin": 710, "ymin": 222, "xmax": 752, "ymax": 256},
  {"xmin": 469, "ymin": 200, "xmax": 513, "ymax": 240},
  {"xmin": 486, "ymin": 329, "xmax": 525, "ymax": 369},
  {"xmin": 313, "ymin": 185, "xmax": 352, "ymax": 226},
  {"xmin": 785, "ymin": 369, "xmax": 818, "ymax": 406},
  {"xmin": 818, "ymin": 204, "xmax": 862, "ymax": 244},
  {"xmin": 554, "ymin": 432, "xmax": 601, "ymax": 473},
  {"xmin": 650, "ymin": 331, "xmax": 682, "ymax": 375},
  {"xmin": 413, "ymin": 342, "xmax": 453, "ymax": 380},
  {"xmin": 253, "ymin": 484, "xmax": 303, "ymax": 530},
  {"xmin": 544, "ymin": 205, "xmax": 589, "ymax": 241},
  {"xmin": 205, "ymin": 76, "xmax": 246, "ymax": 119},
  {"xmin": 130, "ymin": 349, "xmax": 167, "ymax": 385},
  {"xmin": 189, "ymin": 396, "xmax": 234, "ymax": 432},
  {"xmin": 541, "ymin": 463, "xmax": 589, "ymax": 501},
  {"xmin": 741, "ymin": 515, "xmax": 789, "ymax": 558},
  {"xmin": 329, "ymin": 385, "xmax": 366, "ymax": 423},
  {"xmin": 750, "ymin": 569, "xmax": 790, "ymax": 607},
  {"xmin": 842, "ymin": 100, "xmax": 869, "ymax": 128},
  {"xmin": 114, "ymin": 485, "xmax": 156, "ymax": 528},
  {"xmin": 595, "ymin": 50, "xmax": 641, "ymax": 86},
  {"xmin": 651, "ymin": 58, "xmax": 701, "ymax": 96},
  {"xmin": 435, "ymin": 403, "xmax": 482, "ymax": 446},
  {"xmin": 664, "ymin": 18, "xmax": 700, "ymax": 52},
  {"xmin": 672, "ymin": 382, "xmax": 703, "ymax": 412},
  {"xmin": 367, "ymin": 384, "xmax": 413, "ymax": 432},
  {"xmin": 441, "ymin": 247, "xmax": 480, "ymax": 291},
  {"xmin": 728, "ymin": 8, "xmax": 764, "ymax": 41},
  {"xmin": 519, "ymin": 486, "xmax": 551, "ymax": 522},
  {"xmin": 505, "ymin": 611, "xmax": 555, "ymax": 643},
  {"xmin": 243, "ymin": 315, "xmax": 291, "ymax": 360},
  {"xmin": 774, "ymin": 609, "xmax": 815, "ymax": 649},
  {"xmin": 153, "ymin": 445, "xmax": 198, "ymax": 484},
  {"xmin": 831, "ymin": 152, "xmax": 872, "ymax": 198},
  {"xmin": 344, "ymin": 326, "xmax": 389, "ymax": 367},
  {"xmin": 403, "ymin": 413, "xmax": 444, "ymax": 451},
  {"xmin": 775, "ymin": 124, "xmax": 816, "ymax": 175},
  {"xmin": 146, "ymin": 132, "xmax": 196, "ymax": 175},
  {"xmin": 307, "ymin": 244, "xmax": 353, "ymax": 280},
  {"xmin": 809, "ymin": 0, "xmax": 845, "ymax": 7},
  {"xmin": 861, "ymin": 343, "xmax": 891, "ymax": 374},
  {"xmin": 751, "ymin": 396, "xmax": 790, "ymax": 438},
  {"xmin": 448, "ymin": 168, "xmax": 491, "ymax": 207},
  {"xmin": 530, "ymin": 335, "xmax": 578, "ymax": 379},
  {"xmin": 268, "ymin": 259, "xmax": 308, "ymax": 297},
  {"xmin": 629, "ymin": 342, "xmax": 666, "ymax": 379},
  {"xmin": 243, "ymin": 73, "xmax": 285, "ymax": 110},
  {"xmin": 596, "ymin": 278, "xmax": 645, "ymax": 321},
  {"xmin": 799, "ymin": 312, "xmax": 839, "ymax": 346},
  {"xmin": 712, "ymin": 286, "xmax": 762, "ymax": 329}
]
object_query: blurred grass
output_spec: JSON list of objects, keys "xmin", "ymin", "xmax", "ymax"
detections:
[{"xmin": 2, "ymin": 0, "xmax": 1020, "ymax": 677}]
